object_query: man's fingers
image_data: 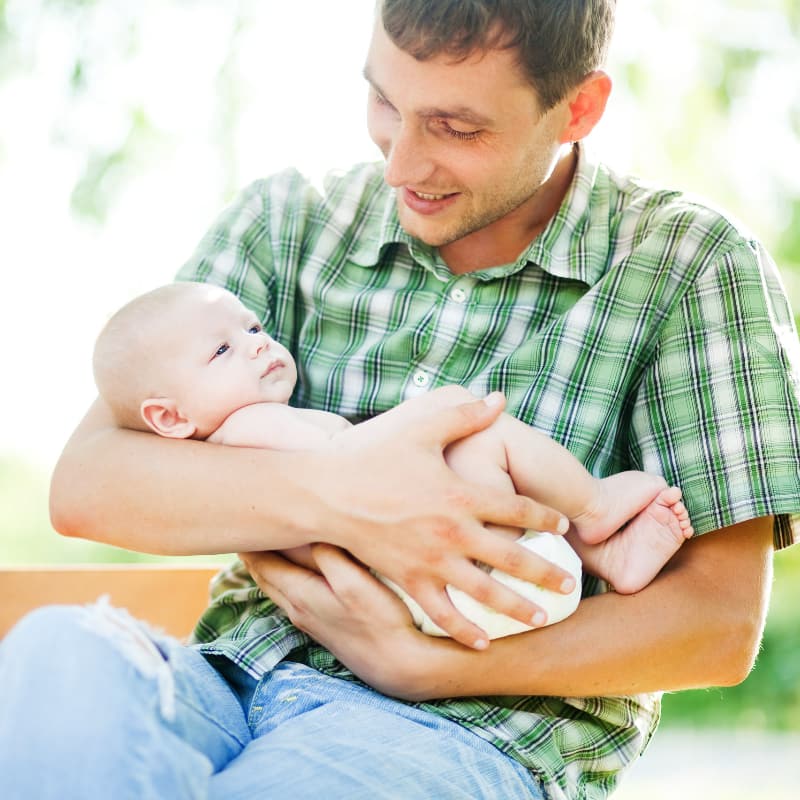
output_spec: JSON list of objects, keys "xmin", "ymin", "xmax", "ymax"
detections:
[
  {"xmin": 406, "ymin": 582, "xmax": 492, "ymax": 650},
  {"xmin": 416, "ymin": 393, "xmax": 507, "ymax": 450},
  {"xmin": 468, "ymin": 533, "xmax": 577, "ymax": 596},
  {"xmin": 469, "ymin": 485, "xmax": 568, "ymax": 535},
  {"xmin": 239, "ymin": 550, "xmax": 323, "ymax": 622},
  {"xmin": 309, "ymin": 545, "xmax": 492, "ymax": 651},
  {"xmin": 310, "ymin": 544, "xmax": 372, "ymax": 592},
  {"xmin": 447, "ymin": 562, "xmax": 553, "ymax": 628}
]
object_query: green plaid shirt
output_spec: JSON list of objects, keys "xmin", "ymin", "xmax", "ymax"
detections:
[{"xmin": 178, "ymin": 145, "xmax": 800, "ymax": 800}]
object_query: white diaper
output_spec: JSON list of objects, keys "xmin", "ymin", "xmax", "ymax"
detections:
[{"xmin": 380, "ymin": 531, "xmax": 582, "ymax": 639}]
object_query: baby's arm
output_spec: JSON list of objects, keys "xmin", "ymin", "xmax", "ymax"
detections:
[{"xmin": 209, "ymin": 403, "xmax": 351, "ymax": 451}]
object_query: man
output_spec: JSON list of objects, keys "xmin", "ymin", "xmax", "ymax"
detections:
[{"xmin": 4, "ymin": 1, "xmax": 798, "ymax": 798}]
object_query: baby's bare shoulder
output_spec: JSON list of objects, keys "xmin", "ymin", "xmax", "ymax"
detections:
[{"xmin": 212, "ymin": 403, "xmax": 348, "ymax": 451}]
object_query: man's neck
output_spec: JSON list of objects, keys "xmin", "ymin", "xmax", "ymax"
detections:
[{"xmin": 440, "ymin": 147, "xmax": 578, "ymax": 275}]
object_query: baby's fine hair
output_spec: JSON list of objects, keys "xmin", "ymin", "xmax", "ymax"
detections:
[{"xmin": 92, "ymin": 282, "xmax": 213, "ymax": 431}]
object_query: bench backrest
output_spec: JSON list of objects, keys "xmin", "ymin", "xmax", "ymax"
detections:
[{"xmin": 0, "ymin": 564, "xmax": 222, "ymax": 639}]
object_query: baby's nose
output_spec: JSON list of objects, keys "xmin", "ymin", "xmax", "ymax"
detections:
[{"xmin": 251, "ymin": 333, "xmax": 270, "ymax": 356}]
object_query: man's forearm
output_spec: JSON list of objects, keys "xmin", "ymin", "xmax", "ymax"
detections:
[
  {"xmin": 382, "ymin": 517, "xmax": 774, "ymax": 700},
  {"xmin": 50, "ymin": 399, "xmax": 324, "ymax": 555}
]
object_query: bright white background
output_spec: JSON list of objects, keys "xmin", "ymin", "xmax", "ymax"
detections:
[{"xmin": 1, "ymin": 0, "xmax": 797, "ymax": 468}]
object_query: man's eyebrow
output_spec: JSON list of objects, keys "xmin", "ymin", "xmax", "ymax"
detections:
[
  {"xmin": 419, "ymin": 105, "xmax": 493, "ymax": 127},
  {"xmin": 362, "ymin": 65, "xmax": 493, "ymax": 128}
]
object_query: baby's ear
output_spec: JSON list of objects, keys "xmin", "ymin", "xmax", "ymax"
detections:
[{"xmin": 140, "ymin": 398, "xmax": 197, "ymax": 439}]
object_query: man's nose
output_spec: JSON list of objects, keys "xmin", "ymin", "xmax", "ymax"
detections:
[{"xmin": 383, "ymin": 124, "xmax": 435, "ymax": 188}]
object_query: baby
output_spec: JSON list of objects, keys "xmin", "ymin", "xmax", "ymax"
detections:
[{"xmin": 93, "ymin": 282, "xmax": 693, "ymax": 639}]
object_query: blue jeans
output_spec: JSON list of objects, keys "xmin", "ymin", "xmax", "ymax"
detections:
[{"xmin": 0, "ymin": 603, "xmax": 544, "ymax": 799}]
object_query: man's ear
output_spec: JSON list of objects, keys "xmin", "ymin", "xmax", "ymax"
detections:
[
  {"xmin": 558, "ymin": 70, "xmax": 612, "ymax": 144},
  {"xmin": 140, "ymin": 398, "xmax": 197, "ymax": 439}
]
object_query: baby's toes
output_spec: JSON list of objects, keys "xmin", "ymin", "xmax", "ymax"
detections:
[{"xmin": 658, "ymin": 485, "xmax": 682, "ymax": 506}]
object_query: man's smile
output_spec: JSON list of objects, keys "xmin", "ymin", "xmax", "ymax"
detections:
[{"xmin": 401, "ymin": 187, "xmax": 459, "ymax": 215}]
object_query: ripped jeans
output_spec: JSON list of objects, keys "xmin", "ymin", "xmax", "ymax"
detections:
[{"xmin": 0, "ymin": 603, "xmax": 544, "ymax": 800}]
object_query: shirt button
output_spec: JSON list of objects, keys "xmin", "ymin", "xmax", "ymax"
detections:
[
  {"xmin": 450, "ymin": 287, "xmax": 467, "ymax": 303},
  {"xmin": 413, "ymin": 371, "xmax": 430, "ymax": 387}
]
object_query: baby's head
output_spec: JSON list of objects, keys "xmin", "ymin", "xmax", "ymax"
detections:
[{"xmin": 93, "ymin": 282, "xmax": 298, "ymax": 439}]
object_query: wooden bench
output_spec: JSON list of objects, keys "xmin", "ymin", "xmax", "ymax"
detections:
[{"xmin": 0, "ymin": 564, "xmax": 224, "ymax": 639}]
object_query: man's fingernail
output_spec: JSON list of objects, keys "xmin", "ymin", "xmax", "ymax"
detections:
[
  {"xmin": 556, "ymin": 516, "xmax": 569, "ymax": 534},
  {"xmin": 484, "ymin": 392, "xmax": 504, "ymax": 407},
  {"xmin": 560, "ymin": 577, "xmax": 576, "ymax": 593},
  {"xmin": 473, "ymin": 638, "xmax": 489, "ymax": 650},
  {"xmin": 532, "ymin": 611, "xmax": 547, "ymax": 626}
]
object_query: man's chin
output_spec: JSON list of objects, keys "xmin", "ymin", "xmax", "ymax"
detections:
[{"xmin": 396, "ymin": 206, "xmax": 460, "ymax": 248}]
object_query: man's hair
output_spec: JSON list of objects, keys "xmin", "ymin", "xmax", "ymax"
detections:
[
  {"xmin": 380, "ymin": 0, "xmax": 615, "ymax": 111},
  {"xmin": 93, "ymin": 282, "xmax": 207, "ymax": 431}
]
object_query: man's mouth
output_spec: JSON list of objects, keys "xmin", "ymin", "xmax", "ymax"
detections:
[
  {"xmin": 412, "ymin": 190, "xmax": 449, "ymax": 201},
  {"xmin": 402, "ymin": 187, "xmax": 459, "ymax": 215}
]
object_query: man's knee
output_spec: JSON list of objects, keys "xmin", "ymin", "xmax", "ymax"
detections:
[
  {"xmin": 3, "ymin": 601, "xmax": 178, "ymax": 717},
  {"xmin": 3, "ymin": 604, "xmax": 89, "ymax": 655}
]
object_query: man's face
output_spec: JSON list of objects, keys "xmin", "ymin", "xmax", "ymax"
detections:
[
  {"xmin": 160, "ymin": 288, "xmax": 297, "ymax": 437},
  {"xmin": 364, "ymin": 20, "xmax": 570, "ymax": 261}
]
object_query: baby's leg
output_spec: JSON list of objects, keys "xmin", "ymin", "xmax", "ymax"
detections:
[
  {"xmin": 571, "ymin": 486, "xmax": 694, "ymax": 594},
  {"xmin": 482, "ymin": 417, "xmax": 696, "ymax": 593},
  {"xmin": 490, "ymin": 415, "xmax": 667, "ymax": 543}
]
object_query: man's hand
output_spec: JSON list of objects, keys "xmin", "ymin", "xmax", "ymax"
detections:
[
  {"xmin": 240, "ymin": 546, "xmax": 451, "ymax": 699},
  {"xmin": 300, "ymin": 393, "xmax": 576, "ymax": 649}
]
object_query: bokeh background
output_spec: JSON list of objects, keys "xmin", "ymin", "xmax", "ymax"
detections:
[{"xmin": 1, "ymin": 1, "xmax": 799, "ymax": 796}]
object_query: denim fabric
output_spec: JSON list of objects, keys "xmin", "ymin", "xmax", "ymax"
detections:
[{"xmin": 0, "ymin": 604, "xmax": 543, "ymax": 800}]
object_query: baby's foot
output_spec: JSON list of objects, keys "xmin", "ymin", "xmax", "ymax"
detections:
[
  {"xmin": 604, "ymin": 486, "xmax": 693, "ymax": 594},
  {"xmin": 572, "ymin": 486, "xmax": 693, "ymax": 595},
  {"xmin": 572, "ymin": 471, "xmax": 667, "ymax": 545}
]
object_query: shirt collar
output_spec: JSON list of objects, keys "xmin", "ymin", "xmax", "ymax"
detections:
[
  {"xmin": 347, "ymin": 184, "xmax": 411, "ymax": 267},
  {"xmin": 348, "ymin": 144, "xmax": 612, "ymax": 287},
  {"xmin": 523, "ymin": 143, "xmax": 613, "ymax": 286}
]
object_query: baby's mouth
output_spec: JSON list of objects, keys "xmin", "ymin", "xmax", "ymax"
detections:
[{"xmin": 261, "ymin": 360, "xmax": 283, "ymax": 378}]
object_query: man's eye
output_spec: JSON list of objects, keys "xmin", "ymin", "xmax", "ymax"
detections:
[
  {"xmin": 214, "ymin": 343, "xmax": 229, "ymax": 358},
  {"xmin": 372, "ymin": 89, "xmax": 394, "ymax": 110},
  {"xmin": 443, "ymin": 122, "xmax": 481, "ymax": 141}
]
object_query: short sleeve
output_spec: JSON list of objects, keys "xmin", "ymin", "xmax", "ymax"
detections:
[{"xmin": 631, "ymin": 239, "xmax": 800, "ymax": 547}]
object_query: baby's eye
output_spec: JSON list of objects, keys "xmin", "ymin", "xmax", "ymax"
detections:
[
  {"xmin": 248, "ymin": 324, "xmax": 262, "ymax": 334},
  {"xmin": 214, "ymin": 343, "xmax": 230, "ymax": 358}
]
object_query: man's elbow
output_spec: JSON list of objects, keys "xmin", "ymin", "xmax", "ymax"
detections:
[
  {"xmin": 49, "ymin": 482, "xmax": 80, "ymax": 539},
  {"xmin": 691, "ymin": 516, "xmax": 774, "ymax": 688},
  {"xmin": 712, "ymin": 581, "xmax": 771, "ymax": 687},
  {"xmin": 715, "ymin": 615, "xmax": 764, "ymax": 687},
  {"xmin": 49, "ymin": 453, "xmax": 91, "ymax": 540}
]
